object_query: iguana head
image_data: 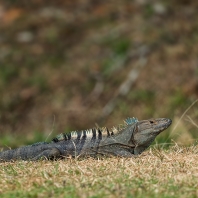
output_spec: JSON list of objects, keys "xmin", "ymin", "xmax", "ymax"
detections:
[{"xmin": 131, "ymin": 118, "xmax": 172, "ymax": 155}]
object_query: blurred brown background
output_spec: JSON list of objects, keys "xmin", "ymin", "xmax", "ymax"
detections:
[{"xmin": 0, "ymin": 0, "xmax": 198, "ymax": 146}]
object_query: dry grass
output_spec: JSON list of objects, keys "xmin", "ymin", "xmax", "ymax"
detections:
[{"xmin": 0, "ymin": 145, "xmax": 198, "ymax": 198}]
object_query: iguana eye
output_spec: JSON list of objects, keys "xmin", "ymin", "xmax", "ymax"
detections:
[{"xmin": 149, "ymin": 120, "xmax": 154, "ymax": 124}]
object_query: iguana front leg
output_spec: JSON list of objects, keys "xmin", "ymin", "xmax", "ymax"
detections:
[
  {"xmin": 31, "ymin": 147, "xmax": 61, "ymax": 160},
  {"xmin": 112, "ymin": 148, "xmax": 134, "ymax": 157},
  {"xmin": 98, "ymin": 146, "xmax": 134, "ymax": 157}
]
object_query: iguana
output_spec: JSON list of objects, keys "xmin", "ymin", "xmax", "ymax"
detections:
[{"xmin": 0, "ymin": 117, "xmax": 172, "ymax": 161}]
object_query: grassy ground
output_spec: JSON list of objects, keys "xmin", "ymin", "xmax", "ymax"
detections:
[{"xmin": 0, "ymin": 145, "xmax": 198, "ymax": 198}]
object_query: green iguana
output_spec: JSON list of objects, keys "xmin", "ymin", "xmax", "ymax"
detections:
[{"xmin": 0, "ymin": 117, "xmax": 172, "ymax": 161}]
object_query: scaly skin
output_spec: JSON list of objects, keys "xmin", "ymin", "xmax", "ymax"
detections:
[{"xmin": 0, "ymin": 118, "xmax": 172, "ymax": 161}]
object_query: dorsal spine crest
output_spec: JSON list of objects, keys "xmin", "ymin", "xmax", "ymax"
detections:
[{"xmin": 51, "ymin": 117, "xmax": 138, "ymax": 143}]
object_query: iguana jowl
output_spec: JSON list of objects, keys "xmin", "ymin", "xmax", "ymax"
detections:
[{"xmin": 0, "ymin": 117, "xmax": 172, "ymax": 161}]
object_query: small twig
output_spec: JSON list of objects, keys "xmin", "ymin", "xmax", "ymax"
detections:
[
  {"xmin": 172, "ymin": 99, "xmax": 198, "ymax": 133},
  {"xmin": 185, "ymin": 115, "xmax": 198, "ymax": 129},
  {"xmin": 45, "ymin": 115, "xmax": 56, "ymax": 142}
]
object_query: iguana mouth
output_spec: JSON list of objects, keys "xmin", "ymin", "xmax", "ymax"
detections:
[{"xmin": 153, "ymin": 118, "xmax": 172, "ymax": 133}]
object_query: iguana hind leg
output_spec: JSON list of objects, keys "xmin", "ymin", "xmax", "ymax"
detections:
[
  {"xmin": 98, "ymin": 146, "xmax": 134, "ymax": 157},
  {"xmin": 31, "ymin": 147, "xmax": 61, "ymax": 161},
  {"xmin": 113, "ymin": 148, "xmax": 134, "ymax": 157}
]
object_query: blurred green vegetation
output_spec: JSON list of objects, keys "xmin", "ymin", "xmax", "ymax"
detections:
[{"xmin": 0, "ymin": 0, "xmax": 198, "ymax": 147}]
